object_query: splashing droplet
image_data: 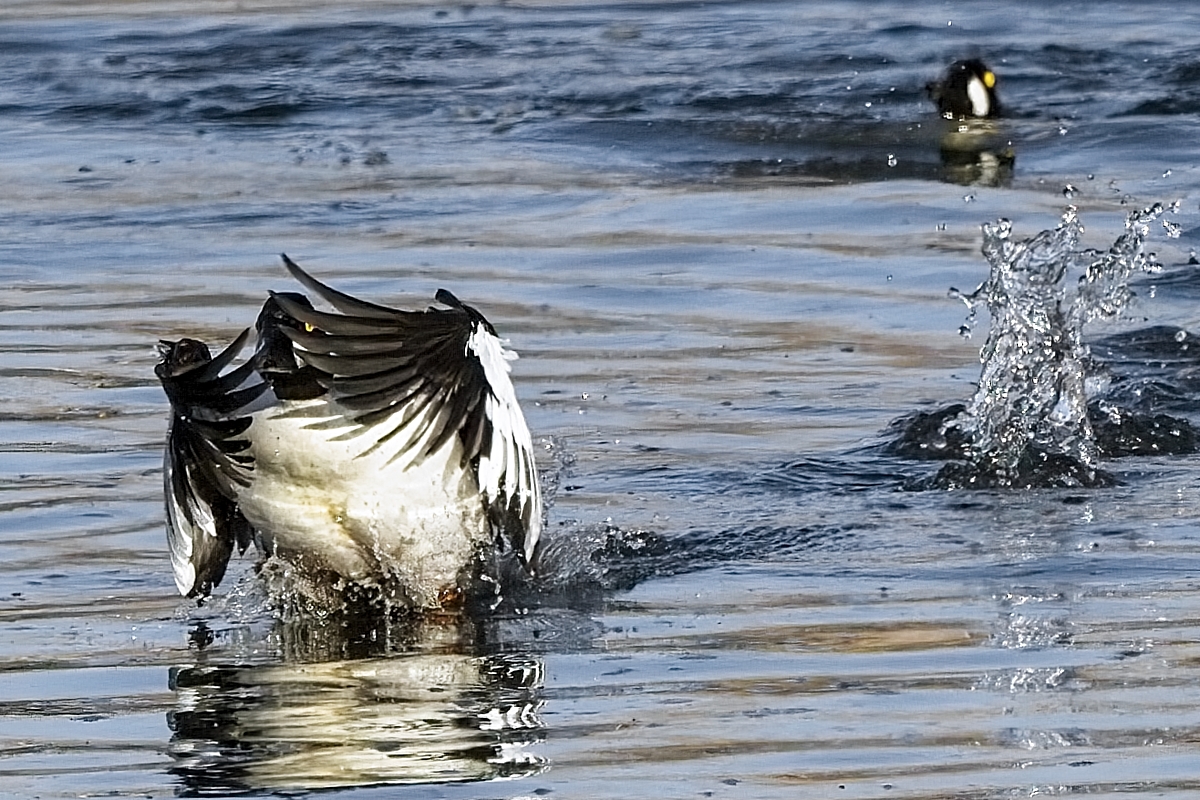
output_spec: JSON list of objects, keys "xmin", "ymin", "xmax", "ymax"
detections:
[
  {"xmin": 943, "ymin": 203, "xmax": 1169, "ymax": 487},
  {"xmin": 1063, "ymin": 184, "xmax": 1077, "ymax": 199},
  {"xmin": 1098, "ymin": 402, "xmax": 1122, "ymax": 424}
]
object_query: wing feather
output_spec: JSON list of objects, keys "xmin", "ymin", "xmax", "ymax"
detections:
[
  {"xmin": 282, "ymin": 253, "xmax": 402, "ymax": 319},
  {"xmin": 156, "ymin": 332, "xmax": 265, "ymax": 597},
  {"xmin": 276, "ymin": 254, "xmax": 542, "ymax": 569}
]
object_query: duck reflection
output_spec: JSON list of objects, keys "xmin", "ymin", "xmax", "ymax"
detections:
[
  {"xmin": 167, "ymin": 614, "xmax": 545, "ymax": 794},
  {"xmin": 937, "ymin": 119, "xmax": 1015, "ymax": 187}
]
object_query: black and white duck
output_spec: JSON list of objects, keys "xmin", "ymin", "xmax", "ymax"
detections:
[
  {"xmin": 926, "ymin": 58, "xmax": 1014, "ymax": 186},
  {"xmin": 927, "ymin": 58, "xmax": 1000, "ymax": 120},
  {"xmin": 155, "ymin": 255, "xmax": 541, "ymax": 610}
]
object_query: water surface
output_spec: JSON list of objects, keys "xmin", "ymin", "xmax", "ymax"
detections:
[{"xmin": 3, "ymin": 2, "xmax": 1200, "ymax": 798}]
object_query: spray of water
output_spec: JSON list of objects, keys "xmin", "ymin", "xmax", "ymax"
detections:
[{"xmin": 936, "ymin": 203, "xmax": 1168, "ymax": 488}]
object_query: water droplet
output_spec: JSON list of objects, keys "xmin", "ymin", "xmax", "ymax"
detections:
[
  {"xmin": 1062, "ymin": 184, "xmax": 1076, "ymax": 199},
  {"xmin": 886, "ymin": 274, "xmax": 893, "ymax": 281},
  {"xmin": 1087, "ymin": 174, "xmax": 1095, "ymax": 180},
  {"xmin": 1058, "ymin": 125, "xmax": 1068, "ymax": 136},
  {"xmin": 865, "ymin": 101, "xmax": 873, "ymax": 108},
  {"xmin": 1174, "ymin": 329, "xmax": 1188, "ymax": 343},
  {"xmin": 886, "ymin": 153, "xmax": 897, "ymax": 167},
  {"xmin": 947, "ymin": 205, "xmax": 1166, "ymax": 486}
]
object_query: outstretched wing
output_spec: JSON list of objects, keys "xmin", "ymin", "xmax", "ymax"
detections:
[
  {"xmin": 272, "ymin": 254, "xmax": 542, "ymax": 568},
  {"xmin": 155, "ymin": 331, "xmax": 265, "ymax": 597}
]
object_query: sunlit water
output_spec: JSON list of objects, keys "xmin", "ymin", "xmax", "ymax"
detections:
[{"xmin": 4, "ymin": 2, "xmax": 1200, "ymax": 798}]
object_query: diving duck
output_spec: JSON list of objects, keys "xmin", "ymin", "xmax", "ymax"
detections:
[{"xmin": 155, "ymin": 255, "xmax": 541, "ymax": 609}]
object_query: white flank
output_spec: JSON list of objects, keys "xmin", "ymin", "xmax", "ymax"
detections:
[
  {"xmin": 241, "ymin": 394, "xmax": 493, "ymax": 608},
  {"xmin": 967, "ymin": 75, "xmax": 990, "ymax": 117},
  {"xmin": 467, "ymin": 323, "xmax": 541, "ymax": 563}
]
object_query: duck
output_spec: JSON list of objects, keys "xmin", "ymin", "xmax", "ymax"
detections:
[
  {"xmin": 155, "ymin": 255, "xmax": 542, "ymax": 610},
  {"xmin": 927, "ymin": 58, "xmax": 1000, "ymax": 120}
]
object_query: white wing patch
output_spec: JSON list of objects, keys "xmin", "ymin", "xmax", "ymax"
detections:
[
  {"xmin": 468, "ymin": 323, "xmax": 541, "ymax": 564},
  {"xmin": 164, "ymin": 452, "xmax": 205, "ymax": 596}
]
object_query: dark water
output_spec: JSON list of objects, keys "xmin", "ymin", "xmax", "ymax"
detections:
[{"xmin": 4, "ymin": 2, "xmax": 1200, "ymax": 798}]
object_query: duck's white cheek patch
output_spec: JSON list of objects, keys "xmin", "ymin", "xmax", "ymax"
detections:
[{"xmin": 967, "ymin": 75, "xmax": 991, "ymax": 117}]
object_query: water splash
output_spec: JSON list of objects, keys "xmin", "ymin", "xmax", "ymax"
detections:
[{"xmin": 932, "ymin": 204, "xmax": 1168, "ymax": 488}]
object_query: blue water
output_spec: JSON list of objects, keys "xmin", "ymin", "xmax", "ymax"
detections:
[{"xmin": 3, "ymin": 2, "xmax": 1200, "ymax": 798}]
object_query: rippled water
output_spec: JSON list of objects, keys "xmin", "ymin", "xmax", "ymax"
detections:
[{"xmin": 4, "ymin": 2, "xmax": 1200, "ymax": 798}]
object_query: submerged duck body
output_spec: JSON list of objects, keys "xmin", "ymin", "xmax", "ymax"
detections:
[{"xmin": 156, "ymin": 256, "xmax": 541, "ymax": 610}]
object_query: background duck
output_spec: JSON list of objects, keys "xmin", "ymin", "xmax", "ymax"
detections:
[
  {"xmin": 925, "ymin": 58, "xmax": 1014, "ymax": 186},
  {"xmin": 927, "ymin": 58, "xmax": 1001, "ymax": 119}
]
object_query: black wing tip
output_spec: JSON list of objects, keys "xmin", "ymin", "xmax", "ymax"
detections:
[
  {"xmin": 436, "ymin": 288, "xmax": 498, "ymax": 336},
  {"xmin": 279, "ymin": 252, "xmax": 326, "ymax": 293},
  {"xmin": 279, "ymin": 254, "xmax": 403, "ymax": 320},
  {"xmin": 280, "ymin": 252, "xmax": 314, "ymax": 287},
  {"xmin": 435, "ymin": 288, "xmax": 464, "ymax": 309}
]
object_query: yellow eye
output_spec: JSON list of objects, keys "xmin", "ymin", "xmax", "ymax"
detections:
[
  {"xmin": 983, "ymin": 71, "xmax": 996, "ymax": 89},
  {"xmin": 304, "ymin": 322, "xmax": 315, "ymax": 333}
]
